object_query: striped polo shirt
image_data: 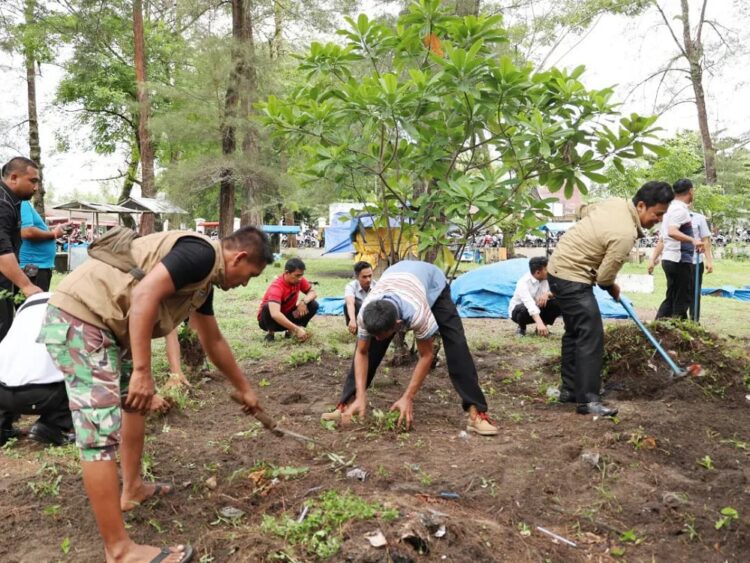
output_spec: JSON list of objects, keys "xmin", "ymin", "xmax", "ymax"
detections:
[{"xmin": 357, "ymin": 261, "xmax": 446, "ymax": 341}]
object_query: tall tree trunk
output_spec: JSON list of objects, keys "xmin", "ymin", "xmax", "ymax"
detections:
[
  {"xmin": 239, "ymin": 0, "xmax": 262, "ymax": 228},
  {"xmin": 218, "ymin": 0, "xmax": 246, "ymax": 237},
  {"xmin": 25, "ymin": 0, "xmax": 44, "ymax": 214},
  {"xmin": 679, "ymin": 0, "xmax": 717, "ymax": 185},
  {"xmin": 133, "ymin": 0, "xmax": 156, "ymax": 234},
  {"xmin": 119, "ymin": 141, "xmax": 139, "ymax": 229},
  {"xmin": 271, "ymin": 0, "xmax": 284, "ymax": 59}
]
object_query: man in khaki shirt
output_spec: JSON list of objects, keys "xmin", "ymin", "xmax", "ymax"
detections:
[{"xmin": 548, "ymin": 181, "xmax": 673, "ymax": 417}]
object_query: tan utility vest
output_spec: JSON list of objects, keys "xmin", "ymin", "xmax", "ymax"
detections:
[{"xmin": 49, "ymin": 231, "xmax": 224, "ymax": 346}]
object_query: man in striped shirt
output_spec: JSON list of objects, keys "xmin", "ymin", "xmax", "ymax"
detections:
[{"xmin": 322, "ymin": 260, "xmax": 498, "ymax": 435}]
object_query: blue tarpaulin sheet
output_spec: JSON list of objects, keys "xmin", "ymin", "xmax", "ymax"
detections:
[
  {"xmin": 324, "ymin": 226, "xmax": 354, "ymax": 254},
  {"xmin": 450, "ymin": 258, "xmax": 628, "ymax": 319},
  {"xmin": 701, "ymin": 285, "xmax": 750, "ymax": 302},
  {"xmin": 319, "ymin": 259, "xmax": 628, "ymax": 319},
  {"xmin": 317, "ymin": 297, "xmax": 346, "ymax": 315}
]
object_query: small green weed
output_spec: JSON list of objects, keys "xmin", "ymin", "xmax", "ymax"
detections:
[
  {"xmin": 517, "ymin": 522, "xmax": 531, "ymax": 537},
  {"xmin": 160, "ymin": 384, "xmax": 195, "ymax": 411},
  {"xmin": 60, "ymin": 537, "xmax": 71, "ymax": 554},
  {"xmin": 369, "ymin": 408, "xmax": 400, "ymax": 433},
  {"xmin": 619, "ymin": 529, "xmax": 643, "ymax": 544},
  {"xmin": 28, "ymin": 463, "xmax": 62, "ymax": 498},
  {"xmin": 715, "ymin": 507, "xmax": 739, "ymax": 530},
  {"xmin": 43, "ymin": 504, "xmax": 61, "ymax": 518},
  {"xmin": 1, "ymin": 437, "xmax": 21, "ymax": 459},
  {"xmin": 682, "ymin": 514, "xmax": 700, "ymax": 541},
  {"xmin": 288, "ymin": 350, "xmax": 321, "ymax": 367},
  {"xmin": 261, "ymin": 490, "xmax": 398, "ymax": 559},
  {"xmin": 697, "ymin": 455, "xmax": 714, "ymax": 470}
]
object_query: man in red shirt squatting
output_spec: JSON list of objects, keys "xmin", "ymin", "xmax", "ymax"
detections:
[{"xmin": 257, "ymin": 258, "xmax": 319, "ymax": 342}]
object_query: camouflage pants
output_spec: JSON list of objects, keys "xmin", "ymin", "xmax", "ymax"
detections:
[{"xmin": 38, "ymin": 305, "xmax": 131, "ymax": 462}]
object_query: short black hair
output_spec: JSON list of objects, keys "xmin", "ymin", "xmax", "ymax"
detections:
[
  {"xmin": 632, "ymin": 181, "xmax": 674, "ymax": 207},
  {"xmin": 354, "ymin": 261, "xmax": 372, "ymax": 275},
  {"xmin": 221, "ymin": 226, "xmax": 274, "ymax": 265},
  {"xmin": 1, "ymin": 156, "xmax": 39, "ymax": 178},
  {"xmin": 284, "ymin": 257, "xmax": 306, "ymax": 273},
  {"xmin": 361, "ymin": 299, "xmax": 398, "ymax": 335},
  {"xmin": 529, "ymin": 256, "xmax": 548, "ymax": 274},
  {"xmin": 673, "ymin": 178, "xmax": 693, "ymax": 194}
]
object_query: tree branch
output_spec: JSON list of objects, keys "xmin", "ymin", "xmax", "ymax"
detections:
[{"xmin": 654, "ymin": 2, "xmax": 688, "ymax": 58}]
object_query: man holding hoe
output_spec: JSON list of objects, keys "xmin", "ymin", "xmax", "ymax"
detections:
[{"xmin": 39, "ymin": 226, "xmax": 273, "ymax": 563}]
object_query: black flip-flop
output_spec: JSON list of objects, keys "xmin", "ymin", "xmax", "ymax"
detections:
[{"xmin": 151, "ymin": 544, "xmax": 194, "ymax": 563}]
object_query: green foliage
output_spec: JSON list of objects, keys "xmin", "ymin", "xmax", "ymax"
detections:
[
  {"xmin": 288, "ymin": 349, "xmax": 321, "ymax": 367},
  {"xmin": 28, "ymin": 463, "xmax": 62, "ymax": 498},
  {"xmin": 261, "ymin": 489, "xmax": 398, "ymax": 558},
  {"xmin": 592, "ymin": 131, "xmax": 750, "ymax": 229},
  {"xmin": 261, "ymin": 0, "xmax": 662, "ymax": 273}
]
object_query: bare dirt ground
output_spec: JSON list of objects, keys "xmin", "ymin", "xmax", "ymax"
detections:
[{"xmin": 2, "ymin": 316, "xmax": 749, "ymax": 562}]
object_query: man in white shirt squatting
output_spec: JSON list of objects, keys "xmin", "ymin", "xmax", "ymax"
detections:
[
  {"xmin": 344, "ymin": 261, "xmax": 377, "ymax": 334},
  {"xmin": 509, "ymin": 257, "xmax": 560, "ymax": 337}
]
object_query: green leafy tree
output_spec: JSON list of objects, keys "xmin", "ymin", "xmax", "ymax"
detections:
[
  {"xmin": 260, "ymin": 0, "xmax": 663, "ymax": 275},
  {"xmin": 591, "ymin": 130, "xmax": 750, "ymax": 230}
]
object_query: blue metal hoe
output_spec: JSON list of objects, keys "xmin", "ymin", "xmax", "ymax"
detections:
[{"xmin": 619, "ymin": 296, "xmax": 702, "ymax": 379}]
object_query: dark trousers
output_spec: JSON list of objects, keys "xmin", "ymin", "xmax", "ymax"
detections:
[
  {"xmin": 338, "ymin": 285, "xmax": 488, "ymax": 412},
  {"xmin": 0, "ymin": 381, "xmax": 72, "ymax": 432},
  {"xmin": 511, "ymin": 300, "xmax": 561, "ymax": 328},
  {"xmin": 0, "ymin": 296, "xmax": 13, "ymax": 343},
  {"xmin": 548, "ymin": 275, "xmax": 604, "ymax": 403},
  {"xmin": 344, "ymin": 298, "xmax": 363, "ymax": 326},
  {"xmin": 27, "ymin": 268, "xmax": 53, "ymax": 292},
  {"xmin": 689, "ymin": 262, "xmax": 704, "ymax": 321},
  {"xmin": 258, "ymin": 300, "xmax": 319, "ymax": 332},
  {"xmin": 656, "ymin": 260, "xmax": 692, "ymax": 319}
]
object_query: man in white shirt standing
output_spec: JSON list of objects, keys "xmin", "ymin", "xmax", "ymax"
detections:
[
  {"xmin": 0, "ymin": 292, "xmax": 73, "ymax": 446},
  {"xmin": 653, "ymin": 179, "xmax": 704, "ymax": 319},
  {"xmin": 509, "ymin": 257, "xmax": 560, "ymax": 336},
  {"xmin": 344, "ymin": 261, "xmax": 377, "ymax": 334}
]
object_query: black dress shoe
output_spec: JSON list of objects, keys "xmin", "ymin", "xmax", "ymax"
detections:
[
  {"xmin": 515, "ymin": 325, "xmax": 526, "ymax": 337},
  {"xmin": 28, "ymin": 423, "xmax": 74, "ymax": 447},
  {"xmin": 576, "ymin": 402, "xmax": 618, "ymax": 417},
  {"xmin": 0, "ymin": 426, "xmax": 21, "ymax": 446},
  {"xmin": 263, "ymin": 332, "xmax": 275, "ymax": 342},
  {"xmin": 558, "ymin": 389, "xmax": 577, "ymax": 403}
]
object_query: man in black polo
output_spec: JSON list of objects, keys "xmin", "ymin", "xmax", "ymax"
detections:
[{"xmin": 0, "ymin": 157, "xmax": 43, "ymax": 341}]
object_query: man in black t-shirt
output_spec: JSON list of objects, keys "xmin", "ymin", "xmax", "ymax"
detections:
[
  {"xmin": 0, "ymin": 157, "xmax": 43, "ymax": 341},
  {"xmin": 39, "ymin": 228, "xmax": 274, "ymax": 563}
]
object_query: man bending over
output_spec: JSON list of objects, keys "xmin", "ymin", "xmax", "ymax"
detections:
[{"xmin": 322, "ymin": 260, "xmax": 498, "ymax": 436}]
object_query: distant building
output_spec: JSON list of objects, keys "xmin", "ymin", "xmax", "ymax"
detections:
[{"xmin": 535, "ymin": 185, "xmax": 583, "ymax": 221}]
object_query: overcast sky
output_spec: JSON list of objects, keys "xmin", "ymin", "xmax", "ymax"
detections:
[{"xmin": 0, "ymin": 0, "xmax": 747, "ymax": 203}]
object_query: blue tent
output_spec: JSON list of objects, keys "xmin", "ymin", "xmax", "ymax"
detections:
[
  {"xmin": 701, "ymin": 285, "xmax": 750, "ymax": 302},
  {"xmin": 323, "ymin": 214, "xmax": 405, "ymax": 255},
  {"xmin": 450, "ymin": 258, "xmax": 628, "ymax": 319},
  {"xmin": 324, "ymin": 226, "xmax": 354, "ymax": 254}
]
